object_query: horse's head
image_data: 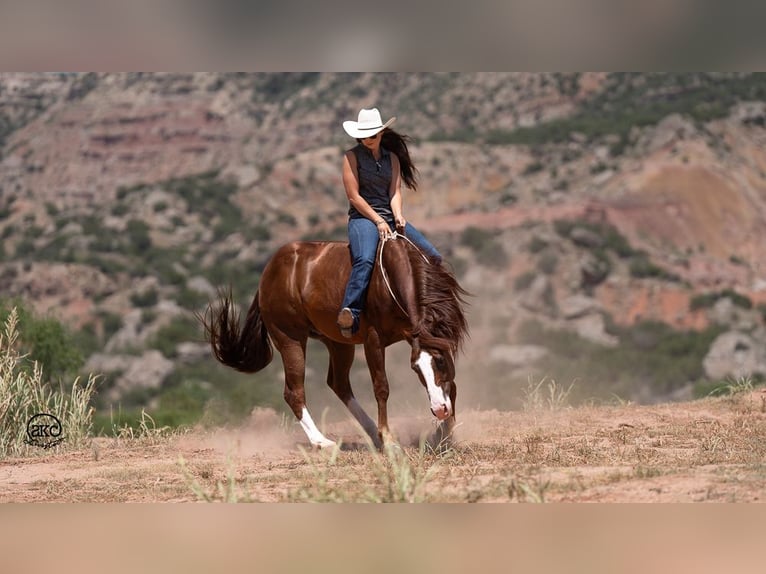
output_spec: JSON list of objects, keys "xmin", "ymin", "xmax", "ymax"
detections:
[{"xmin": 410, "ymin": 339, "xmax": 456, "ymax": 421}]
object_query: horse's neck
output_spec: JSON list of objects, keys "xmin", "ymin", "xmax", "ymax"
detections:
[{"xmin": 376, "ymin": 239, "xmax": 421, "ymax": 320}]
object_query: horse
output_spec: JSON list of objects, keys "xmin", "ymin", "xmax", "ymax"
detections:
[{"xmin": 202, "ymin": 234, "xmax": 469, "ymax": 449}]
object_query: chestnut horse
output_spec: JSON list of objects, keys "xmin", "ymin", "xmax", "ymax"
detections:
[{"xmin": 203, "ymin": 235, "xmax": 468, "ymax": 448}]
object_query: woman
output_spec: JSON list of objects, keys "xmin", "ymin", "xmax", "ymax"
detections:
[{"xmin": 336, "ymin": 107, "xmax": 441, "ymax": 338}]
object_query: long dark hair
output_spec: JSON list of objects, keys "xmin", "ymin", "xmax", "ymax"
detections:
[
  {"xmin": 358, "ymin": 128, "xmax": 419, "ymax": 191},
  {"xmin": 382, "ymin": 129, "xmax": 418, "ymax": 191}
]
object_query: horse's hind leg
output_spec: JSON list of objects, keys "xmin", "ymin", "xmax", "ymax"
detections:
[
  {"xmin": 323, "ymin": 339, "xmax": 381, "ymax": 448},
  {"xmin": 272, "ymin": 333, "xmax": 335, "ymax": 449}
]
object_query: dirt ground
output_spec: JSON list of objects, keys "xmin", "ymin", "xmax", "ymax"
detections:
[{"xmin": 2, "ymin": 390, "xmax": 766, "ymax": 503}]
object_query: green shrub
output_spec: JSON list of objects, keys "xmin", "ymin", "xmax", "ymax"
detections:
[
  {"xmin": 553, "ymin": 219, "xmax": 576, "ymax": 238},
  {"xmin": 629, "ymin": 256, "xmax": 680, "ymax": 281},
  {"xmin": 99, "ymin": 311, "xmax": 123, "ymax": 340},
  {"xmin": 537, "ymin": 251, "xmax": 558, "ymax": 275},
  {"xmin": 476, "ymin": 241, "xmax": 509, "ymax": 268},
  {"xmin": 15, "ymin": 239, "xmax": 35, "ymax": 257},
  {"xmin": 527, "ymin": 237, "xmax": 548, "ymax": 254},
  {"xmin": 178, "ymin": 287, "xmax": 209, "ymax": 310},
  {"xmin": 555, "ymin": 219, "xmax": 637, "ymax": 258},
  {"xmin": 126, "ymin": 220, "xmax": 152, "ymax": 252},
  {"xmin": 460, "ymin": 226, "xmax": 495, "ymax": 251},
  {"xmin": 721, "ymin": 289, "xmax": 752, "ymax": 309},
  {"xmin": 485, "ymin": 73, "xmax": 766, "ymax": 149},
  {"xmin": 149, "ymin": 360, "xmax": 284, "ymax": 428},
  {"xmin": 456, "ymin": 223, "xmax": 509, "ymax": 268},
  {"xmin": 111, "ymin": 203, "xmax": 129, "ymax": 216},
  {"xmin": 144, "ymin": 246, "xmax": 187, "ymax": 285},
  {"xmin": 0, "ymin": 301, "xmax": 84, "ymax": 383},
  {"xmin": 690, "ymin": 292, "xmax": 719, "ymax": 311},
  {"xmin": 522, "ymin": 160, "xmax": 544, "ymax": 175},
  {"xmin": 0, "ymin": 309, "xmax": 96, "ymax": 458},
  {"xmin": 148, "ymin": 315, "xmax": 200, "ymax": 358},
  {"xmin": 518, "ymin": 318, "xmax": 724, "ymax": 399},
  {"xmin": 690, "ymin": 289, "xmax": 753, "ymax": 311},
  {"xmin": 130, "ymin": 288, "xmax": 158, "ymax": 308},
  {"xmin": 580, "ymin": 249, "xmax": 612, "ymax": 287}
]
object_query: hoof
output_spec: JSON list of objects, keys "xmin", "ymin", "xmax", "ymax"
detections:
[
  {"xmin": 378, "ymin": 430, "xmax": 400, "ymax": 450},
  {"xmin": 426, "ymin": 420, "xmax": 456, "ymax": 453},
  {"xmin": 313, "ymin": 439, "xmax": 337, "ymax": 450}
]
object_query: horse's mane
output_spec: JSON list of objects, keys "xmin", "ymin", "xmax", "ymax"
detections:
[{"xmin": 405, "ymin": 242, "xmax": 469, "ymax": 354}]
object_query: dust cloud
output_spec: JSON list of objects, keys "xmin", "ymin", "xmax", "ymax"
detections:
[{"xmin": 178, "ymin": 407, "xmax": 298, "ymax": 457}]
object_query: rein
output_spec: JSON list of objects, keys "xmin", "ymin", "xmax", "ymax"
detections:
[{"xmin": 378, "ymin": 231, "xmax": 429, "ymax": 318}]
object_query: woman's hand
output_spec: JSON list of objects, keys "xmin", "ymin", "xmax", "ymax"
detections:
[
  {"xmin": 376, "ymin": 220, "xmax": 392, "ymax": 240},
  {"xmin": 394, "ymin": 214, "xmax": 407, "ymax": 232}
]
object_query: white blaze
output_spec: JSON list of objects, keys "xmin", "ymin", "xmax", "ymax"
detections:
[
  {"xmin": 416, "ymin": 351, "xmax": 451, "ymax": 418},
  {"xmin": 299, "ymin": 407, "xmax": 336, "ymax": 448}
]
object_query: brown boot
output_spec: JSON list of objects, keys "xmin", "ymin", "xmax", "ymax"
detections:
[{"xmin": 337, "ymin": 307, "xmax": 355, "ymax": 338}]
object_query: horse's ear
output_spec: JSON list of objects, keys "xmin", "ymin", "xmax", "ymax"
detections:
[{"xmin": 409, "ymin": 335, "xmax": 421, "ymax": 361}]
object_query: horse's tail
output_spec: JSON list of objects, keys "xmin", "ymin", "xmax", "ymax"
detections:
[{"xmin": 202, "ymin": 289, "xmax": 273, "ymax": 374}]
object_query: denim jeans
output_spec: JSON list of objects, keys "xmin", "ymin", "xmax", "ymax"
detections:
[{"xmin": 341, "ymin": 218, "xmax": 441, "ymax": 326}]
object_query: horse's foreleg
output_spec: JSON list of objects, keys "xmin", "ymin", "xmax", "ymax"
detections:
[
  {"xmin": 363, "ymin": 334, "xmax": 392, "ymax": 447},
  {"xmin": 428, "ymin": 382, "xmax": 457, "ymax": 452},
  {"xmin": 274, "ymin": 334, "xmax": 335, "ymax": 449},
  {"xmin": 323, "ymin": 339, "xmax": 380, "ymax": 448}
]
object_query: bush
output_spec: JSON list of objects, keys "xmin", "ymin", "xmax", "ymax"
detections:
[
  {"xmin": 527, "ymin": 236, "xmax": 549, "ymax": 254},
  {"xmin": 554, "ymin": 219, "xmax": 637, "ymax": 258},
  {"xmin": 0, "ymin": 301, "xmax": 84, "ymax": 383},
  {"xmin": 690, "ymin": 289, "xmax": 753, "ymax": 311},
  {"xmin": 126, "ymin": 220, "xmax": 152, "ymax": 252},
  {"xmin": 485, "ymin": 73, "xmax": 766, "ymax": 150},
  {"xmin": 537, "ymin": 251, "xmax": 558, "ymax": 275},
  {"xmin": 177, "ymin": 287, "xmax": 209, "ymax": 311},
  {"xmin": 130, "ymin": 288, "xmax": 158, "ymax": 308},
  {"xmin": 0, "ymin": 309, "xmax": 96, "ymax": 458},
  {"xmin": 476, "ymin": 241, "xmax": 509, "ymax": 268},
  {"xmin": 460, "ymin": 226, "xmax": 495, "ymax": 251},
  {"xmin": 518, "ymin": 318, "xmax": 724, "ymax": 399},
  {"xmin": 148, "ymin": 315, "xmax": 200, "ymax": 358},
  {"xmin": 629, "ymin": 256, "xmax": 680, "ymax": 282},
  {"xmin": 522, "ymin": 160, "xmax": 544, "ymax": 175},
  {"xmin": 457, "ymin": 227, "xmax": 510, "ymax": 268}
]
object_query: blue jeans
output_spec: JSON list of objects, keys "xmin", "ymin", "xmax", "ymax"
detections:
[{"xmin": 341, "ymin": 218, "xmax": 441, "ymax": 327}]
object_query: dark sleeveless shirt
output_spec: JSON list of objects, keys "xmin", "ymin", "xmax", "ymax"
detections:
[{"xmin": 348, "ymin": 144, "xmax": 394, "ymax": 222}]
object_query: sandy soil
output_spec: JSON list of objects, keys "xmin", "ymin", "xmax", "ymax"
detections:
[{"xmin": 2, "ymin": 392, "xmax": 765, "ymax": 503}]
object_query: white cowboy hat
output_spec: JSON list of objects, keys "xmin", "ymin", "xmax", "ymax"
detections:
[{"xmin": 343, "ymin": 108, "xmax": 396, "ymax": 139}]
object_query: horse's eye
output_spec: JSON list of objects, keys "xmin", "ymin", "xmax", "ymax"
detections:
[{"xmin": 434, "ymin": 356, "xmax": 445, "ymax": 368}]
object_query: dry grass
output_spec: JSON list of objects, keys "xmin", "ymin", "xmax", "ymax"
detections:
[
  {"xmin": 0, "ymin": 308, "xmax": 97, "ymax": 458},
  {"xmin": 1, "ymin": 388, "xmax": 765, "ymax": 502}
]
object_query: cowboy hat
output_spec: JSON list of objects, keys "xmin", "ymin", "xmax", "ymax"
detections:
[{"xmin": 342, "ymin": 108, "xmax": 396, "ymax": 139}]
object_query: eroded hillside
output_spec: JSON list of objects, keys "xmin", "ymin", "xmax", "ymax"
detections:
[{"xmin": 1, "ymin": 72, "xmax": 765, "ymax": 425}]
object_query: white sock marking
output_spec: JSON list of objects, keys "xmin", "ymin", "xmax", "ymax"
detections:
[{"xmin": 299, "ymin": 407, "xmax": 336, "ymax": 448}]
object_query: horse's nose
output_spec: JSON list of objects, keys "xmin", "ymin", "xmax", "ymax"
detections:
[{"xmin": 431, "ymin": 404, "xmax": 450, "ymax": 420}]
